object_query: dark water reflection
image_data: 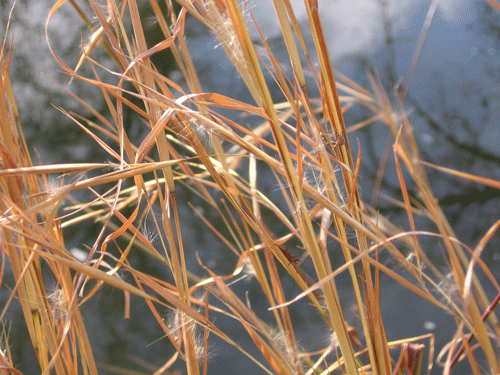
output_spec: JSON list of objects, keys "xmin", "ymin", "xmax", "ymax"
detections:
[{"xmin": 2, "ymin": 0, "xmax": 500, "ymax": 373}]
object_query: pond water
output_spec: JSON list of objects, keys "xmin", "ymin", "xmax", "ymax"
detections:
[{"xmin": 1, "ymin": 0, "xmax": 500, "ymax": 374}]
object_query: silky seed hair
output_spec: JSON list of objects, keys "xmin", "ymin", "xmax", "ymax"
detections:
[
  {"xmin": 165, "ymin": 309, "xmax": 214, "ymax": 362},
  {"xmin": 47, "ymin": 287, "xmax": 67, "ymax": 322}
]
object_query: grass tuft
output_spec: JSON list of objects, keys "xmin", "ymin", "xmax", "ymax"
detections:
[{"xmin": 1, "ymin": 0, "xmax": 499, "ymax": 374}]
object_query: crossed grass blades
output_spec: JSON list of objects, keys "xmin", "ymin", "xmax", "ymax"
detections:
[{"xmin": 1, "ymin": 0, "xmax": 500, "ymax": 374}]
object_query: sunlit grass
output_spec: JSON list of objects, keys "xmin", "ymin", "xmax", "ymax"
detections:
[{"xmin": 1, "ymin": 0, "xmax": 499, "ymax": 374}]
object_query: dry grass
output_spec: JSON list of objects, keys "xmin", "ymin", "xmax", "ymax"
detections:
[{"xmin": 0, "ymin": 0, "xmax": 499, "ymax": 374}]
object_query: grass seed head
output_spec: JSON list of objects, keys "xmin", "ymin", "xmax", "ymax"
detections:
[{"xmin": 47, "ymin": 288, "xmax": 67, "ymax": 322}]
